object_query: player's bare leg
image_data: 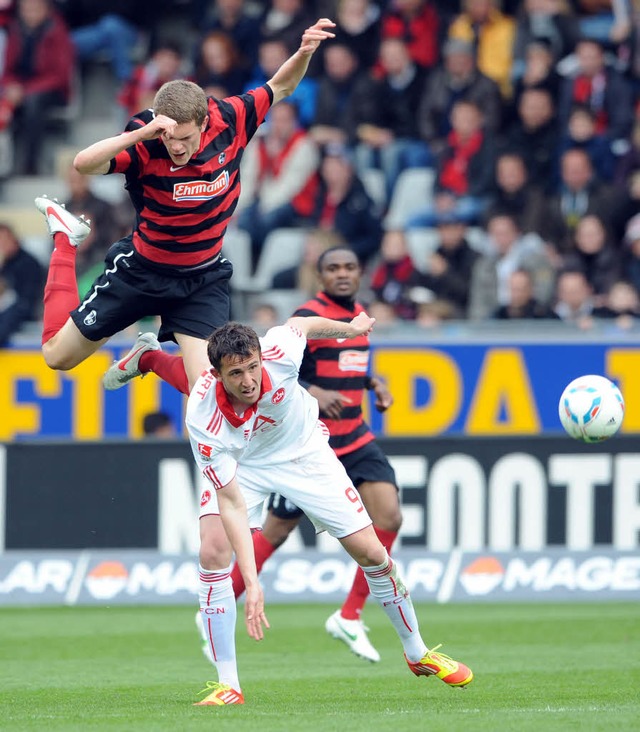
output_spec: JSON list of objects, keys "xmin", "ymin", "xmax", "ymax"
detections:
[
  {"xmin": 194, "ymin": 514, "xmax": 244, "ymax": 704},
  {"xmin": 339, "ymin": 525, "xmax": 473, "ymax": 688}
]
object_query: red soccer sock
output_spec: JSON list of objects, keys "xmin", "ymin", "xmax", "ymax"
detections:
[
  {"xmin": 341, "ymin": 525, "xmax": 398, "ymax": 620},
  {"xmin": 139, "ymin": 351, "xmax": 189, "ymax": 395},
  {"xmin": 42, "ymin": 233, "xmax": 79, "ymax": 345},
  {"xmin": 231, "ymin": 530, "xmax": 276, "ymax": 598}
]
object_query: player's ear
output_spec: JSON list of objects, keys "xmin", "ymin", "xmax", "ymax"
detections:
[
  {"xmin": 201, "ymin": 115, "xmax": 209, "ymax": 132},
  {"xmin": 211, "ymin": 366, "xmax": 222, "ymax": 381}
]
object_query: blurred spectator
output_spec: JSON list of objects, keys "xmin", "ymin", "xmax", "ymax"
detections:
[
  {"xmin": 613, "ymin": 116, "xmax": 640, "ymax": 189},
  {"xmin": 557, "ymin": 103, "xmax": 616, "ymax": 182},
  {"xmin": 415, "ymin": 298, "xmax": 460, "ymax": 327},
  {"xmin": 63, "ymin": 0, "xmax": 150, "ymax": 83},
  {"xmin": 244, "ymin": 38, "xmax": 317, "ymax": 126},
  {"xmin": 0, "ymin": 0, "xmax": 75, "ymax": 175},
  {"xmin": 310, "ymin": 143, "xmax": 383, "ymax": 264},
  {"xmin": 309, "ymin": 42, "xmax": 367, "ymax": 148},
  {"xmin": 492, "ymin": 268, "xmax": 560, "ymax": 319},
  {"xmin": 591, "ymin": 279, "xmax": 640, "ymax": 328},
  {"xmin": 193, "ymin": 30, "xmax": 247, "ymax": 98},
  {"xmin": 512, "ymin": 0, "xmax": 579, "ymax": 81},
  {"xmin": 623, "ymin": 213, "xmax": 640, "ymax": 295},
  {"xmin": 468, "ymin": 211, "xmax": 555, "ymax": 320},
  {"xmin": 258, "ymin": 0, "xmax": 315, "ymax": 55},
  {"xmin": 512, "ymin": 39, "xmax": 563, "ymax": 106},
  {"xmin": 573, "ymin": 0, "xmax": 632, "ymax": 46},
  {"xmin": 369, "ymin": 229, "xmax": 418, "ymax": 319},
  {"xmin": 487, "ymin": 151, "xmax": 548, "ymax": 235},
  {"xmin": 562, "ymin": 213, "xmax": 621, "ymax": 296},
  {"xmin": 365, "ymin": 299, "xmax": 399, "ymax": 327},
  {"xmin": 407, "ymin": 211, "xmax": 479, "ymax": 313},
  {"xmin": 60, "ymin": 160, "xmax": 128, "ymax": 283},
  {"xmin": 541, "ymin": 147, "xmax": 617, "ymax": 251},
  {"xmin": 249, "ymin": 301, "xmax": 279, "ymax": 332},
  {"xmin": 448, "ymin": 0, "xmax": 517, "ymax": 98},
  {"xmin": 334, "ymin": 0, "xmax": 381, "ymax": 71},
  {"xmin": 0, "ymin": 1, "xmax": 15, "ymax": 77},
  {"xmin": 199, "ymin": 0, "xmax": 262, "ymax": 72},
  {"xmin": 552, "ymin": 267, "xmax": 596, "ymax": 325},
  {"xmin": 272, "ymin": 229, "xmax": 344, "ymax": 294},
  {"xmin": 380, "ymin": 0, "xmax": 440, "ymax": 71},
  {"xmin": 142, "ymin": 411, "xmax": 177, "ymax": 438},
  {"xmin": 352, "ymin": 37, "xmax": 432, "ymax": 199},
  {"xmin": 236, "ymin": 100, "xmax": 319, "ymax": 268},
  {"xmin": 558, "ymin": 36, "xmax": 633, "ymax": 154},
  {"xmin": 408, "ymin": 99, "xmax": 496, "ymax": 227},
  {"xmin": 417, "ymin": 37, "xmax": 502, "ymax": 156},
  {"xmin": 118, "ymin": 41, "xmax": 189, "ymax": 119},
  {"xmin": 501, "ymin": 87, "xmax": 559, "ymax": 192},
  {"xmin": 0, "ymin": 222, "xmax": 44, "ymax": 346}
]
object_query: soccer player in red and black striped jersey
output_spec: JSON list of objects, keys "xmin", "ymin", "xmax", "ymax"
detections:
[
  {"xmin": 36, "ymin": 18, "xmax": 336, "ymax": 392},
  {"xmin": 228, "ymin": 246, "xmax": 403, "ymax": 664}
]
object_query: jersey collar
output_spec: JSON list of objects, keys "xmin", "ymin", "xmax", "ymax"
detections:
[{"xmin": 215, "ymin": 367, "xmax": 273, "ymax": 428}]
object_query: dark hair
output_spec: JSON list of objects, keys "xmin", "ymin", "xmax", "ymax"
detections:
[
  {"xmin": 207, "ymin": 322, "xmax": 261, "ymax": 370},
  {"xmin": 316, "ymin": 245, "xmax": 360, "ymax": 272},
  {"xmin": 142, "ymin": 411, "xmax": 174, "ymax": 435}
]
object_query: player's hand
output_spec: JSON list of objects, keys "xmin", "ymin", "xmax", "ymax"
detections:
[
  {"xmin": 372, "ymin": 380, "xmax": 393, "ymax": 413},
  {"xmin": 311, "ymin": 386, "xmax": 352, "ymax": 420},
  {"xmin": 244, "ymin": 583, "xmax": 270, "ymax": 641},
  {"xmin": 349, "ymin": 311, "xmax": 375, "ymax": 337},
  {"xmin": 139, "ymin": 114, "xmax": 178, "ymax": 141},
  {"xmin": 299, "ymin": 18, "xmax": 336, "ymax": 55}
]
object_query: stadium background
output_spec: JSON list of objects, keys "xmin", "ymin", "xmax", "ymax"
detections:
[{"xmin": 1, "ymin": 1, "xmax": 639, "ymax": 606}]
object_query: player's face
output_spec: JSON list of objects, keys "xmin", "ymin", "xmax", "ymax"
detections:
[
  {"xmin": 214, "ymin": 350, "xmax": 263, "ymax": 408},
  {"xmin": 161, "ymin": 117, "xmax": 207, "ymax": 165},
  {"xmin": 319, "ymin": 250, "xmax": 361, "ymax": 298}
]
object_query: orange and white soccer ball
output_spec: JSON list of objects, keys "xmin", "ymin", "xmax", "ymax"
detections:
[{"xmin": 558, "ymin": 374, "xmax": 624, "ymax": 443}]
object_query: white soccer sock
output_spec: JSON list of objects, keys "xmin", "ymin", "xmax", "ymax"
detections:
[
  {"xmin": 198, "ymin": 564, "xmax": 241, "ymax": 691},
  {"xmin": 362, "ymin": 554, "xmax": 428, "ymax": 663}
]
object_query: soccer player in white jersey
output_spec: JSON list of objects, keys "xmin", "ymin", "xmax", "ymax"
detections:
[{"xmin": 186, "ymin": 312, "xmax": 473, "ymax": 706}]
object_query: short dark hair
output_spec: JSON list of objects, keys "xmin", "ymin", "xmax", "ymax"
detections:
[
  {"xmin": 142, "ymin": 411, "xmax": 174, "ymax": 435},
  {"xmin": 207, "ymin": 322, "xmax": 261, "ymax": 370},
  {"xmin": 316, "ymin": 245, "xmax": 360, "ymax": 272}
]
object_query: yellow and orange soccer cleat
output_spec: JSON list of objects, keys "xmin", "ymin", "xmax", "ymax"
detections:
[
  {"xmin": 193, "ymin": 681, "xmax": 245, "ymax": 706},
  {"xmin": 406, "ymin": 644, "xmax": 474, "ymax": 688}
]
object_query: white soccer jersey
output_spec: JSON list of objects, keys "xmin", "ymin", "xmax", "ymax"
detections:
[
  {"xmin": 186, "ymin": 324, "xmax": 372, "ymax": 538},
  {"xmin": 187, "ymin": 325, "xmax": 323, "ymax": 489}
]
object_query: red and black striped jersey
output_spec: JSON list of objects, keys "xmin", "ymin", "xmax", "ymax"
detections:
[
  {"xmin": 108, "ymin": 85, "xmax": 273, "ymax": 273},
  {"xmin": 294, "ymin": 291, "xmax": 374, "ymax": 456}
]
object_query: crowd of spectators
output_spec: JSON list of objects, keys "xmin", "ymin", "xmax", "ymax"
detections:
[{"xmin": 2, "ymin": 0, "xmax": 640, "ymax": 345}]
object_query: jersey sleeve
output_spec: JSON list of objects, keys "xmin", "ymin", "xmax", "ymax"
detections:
[
  {"xmin": 261, "ymin": 324, "xmax": 307, "ymax": 371},
  {"xmin": 106, "ymin": 111, "xmax": 150, "ymax": 175},
  {"xmin": 225, "ymin": 85, "xmax": 273, "ymax": 148},
  {"xmin": 187, "ymin": 421, "xmax": 237, "ymax": 491}
]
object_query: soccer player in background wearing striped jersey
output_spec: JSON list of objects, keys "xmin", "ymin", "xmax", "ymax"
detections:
[{"xmin": 35, "ymin": 18, "xmax": 336, "ymax": 394}]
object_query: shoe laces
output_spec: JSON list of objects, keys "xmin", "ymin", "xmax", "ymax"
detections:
[
  {"xmin": 197, "ymin": 681, "xmax": 228, "ymax": 697},
  {"xmin": 424, "ymin": 644, "xmax": 458, "ymax": 671}
]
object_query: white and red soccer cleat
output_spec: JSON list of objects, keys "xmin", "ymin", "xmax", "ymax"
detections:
[{"xmin": 34, "ymin": 195, "xmax": 91, "ymax": 247}]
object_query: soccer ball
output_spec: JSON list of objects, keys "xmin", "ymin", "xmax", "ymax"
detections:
[{"xmin": 558, "ymin": 374, "xmax": 624, "ymax": 443}]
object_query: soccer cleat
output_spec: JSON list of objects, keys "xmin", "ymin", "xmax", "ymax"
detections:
[
  {"xmin": 406, "ymin": 644, "xmax": 473, "ymax": 688},
  {"xmin": 325, "ymin": 610, "xmax": 381, "ymax": 663},
  {"xmin": 102, "ymin": 332, "xmax": 160, "ymax": 390},
  {"xmin": 195, "ymin": 609, "xmax": 215, "ymax": 664},
  {"xmin": 34, "ymin": 195, "xmax": 91, "ymax": 247},
  {"xmin": 193, "ymin": 681, "xmax": 244, "ymax": 706}
]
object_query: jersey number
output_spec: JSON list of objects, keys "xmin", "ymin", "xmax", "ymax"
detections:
[{"xmin": 345, "ymin": 487, "xmax": 364, "ymax": 513}]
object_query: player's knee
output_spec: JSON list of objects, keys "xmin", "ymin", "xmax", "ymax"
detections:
[
  {"xmin": 42, "ymin": 347, "xmax": 77, "ymax": 371},
  {"xmin": 199, "ymin": 535, "xmax": 231, "ymax": 568}
]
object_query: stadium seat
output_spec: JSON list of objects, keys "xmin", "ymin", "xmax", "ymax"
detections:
[
  {"xmin": 405, "ymin": 228, "xmax": 439, "ymax": 272},
  {"xmin": 360, "ymin": 168, "xmax": 386, "ymax": 213},
  {"xmin": 222, "ymin": 228, "xmax": 253, "ymax": 291},
  {"xmin": 250, "ymin": 227, "xmax": 307, "ymax": 292},
  {"xmin": 247, "ymin": 289, "xmax": 309, "ymax": 323},
  {"xmin": 384, "ymin": 167, "xmax": 435, "ymax": 230}
]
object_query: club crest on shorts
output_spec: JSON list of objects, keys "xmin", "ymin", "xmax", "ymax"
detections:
[
  {"xmin": 200, "ymin": 489, "xmax": 211, "ymax": 507},
  {"xmin": 271, "ymin": 387, "xmax": 286, "ymax": 404},
  {"xmin": 83, "ymin": 309, "xmax": 97, "ymax": 326}
]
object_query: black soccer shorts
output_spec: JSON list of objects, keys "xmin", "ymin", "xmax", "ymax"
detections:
[{"xmin": 71, "ymin": 236, "xmax": 233, "ymax": 343}]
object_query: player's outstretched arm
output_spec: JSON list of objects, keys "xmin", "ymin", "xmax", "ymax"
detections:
[
  {"xmin": 216, "ymin": 476, "xmax": 270, "ymax": 640},
  {"xmin": 73, "ymin": 115, "xmax": 180, "ymax": 175},
  {"xmin": 287, "ymin": 311, "xmax": 375, "ymax": 340},
  {"xmin": 267, "ymin": 18, "xmax": 335, "ymax": 104}
]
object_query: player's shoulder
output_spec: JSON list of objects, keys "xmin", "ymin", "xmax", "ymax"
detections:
[
  {"xmin": 187, "ymin": 369, "xmax": 218, "ymax": 411},
  {"xmin": 261, "ymin": 324, "xmax": 306, "ymax": 360}
]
